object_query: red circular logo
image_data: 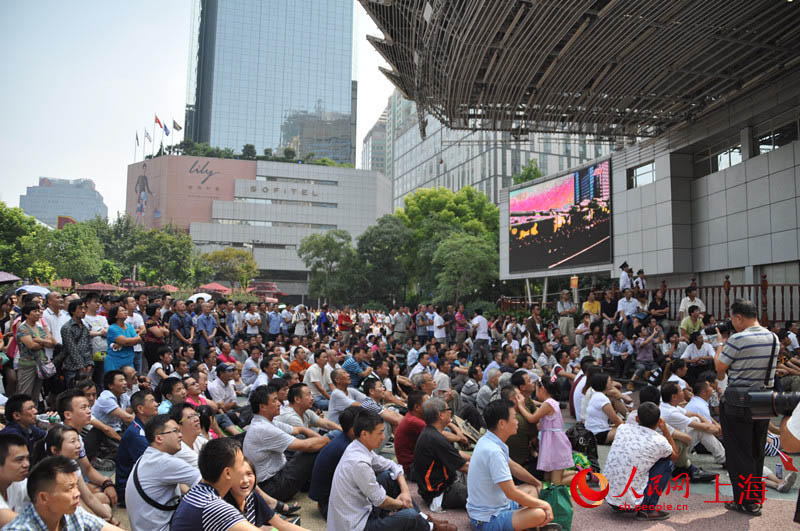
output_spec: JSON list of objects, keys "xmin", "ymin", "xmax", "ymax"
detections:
[{"xmin": 569, "ymin": 468, "xmax": 609, "ymax": 509}]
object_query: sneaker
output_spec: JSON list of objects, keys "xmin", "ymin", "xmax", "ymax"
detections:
[
  {"xmin": 91, "ymin": 457, "xmax": 115, "ymax": 472},
  {"xmin": 689, "ymin": 467, "xmax": 716, "ymax": 483},
  {"xmin": 778, "ymin": 472, "xmax": 797, "ymax": 493}
]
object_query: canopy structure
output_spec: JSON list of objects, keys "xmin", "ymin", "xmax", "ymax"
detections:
[
  {"xmin": 199, "ymin": 282, "xmax": 232, "ymax": 295},
  {"xmin": 360, "ymin": 0, "xmax": 800, "ymax": 138},
  {"xmin": 76, "ymin": 282, "xmax": 122, "ymax": 293}
]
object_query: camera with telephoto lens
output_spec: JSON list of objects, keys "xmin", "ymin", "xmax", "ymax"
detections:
[
  {"xmin": 725, "ymin": 386, "xmax": 800, "ymax": 419},
  {"xmin": 703, "ymin": 319, "xmax": 733, "ymax": 336}
]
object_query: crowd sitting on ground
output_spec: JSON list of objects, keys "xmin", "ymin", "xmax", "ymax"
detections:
[{"xmin": 0, "ymin": 278, "xmax": 793, "ymax": 530}]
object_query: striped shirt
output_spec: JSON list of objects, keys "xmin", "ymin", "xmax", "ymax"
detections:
[
  {"xmin": 719, "ymin": 326, "xmax": 778, "ymax": 388},
  {"xmin": 171, "ymin": 482, "xmax": 245, "ymax": 531}
]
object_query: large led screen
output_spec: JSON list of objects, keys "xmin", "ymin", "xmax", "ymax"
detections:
[{"xmin": 509, "ymin": 160, "xmax": 611, "ymax": 273}]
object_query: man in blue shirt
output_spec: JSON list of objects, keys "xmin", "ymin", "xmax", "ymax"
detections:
[
  {"xmin": 195, "ymin": 302, "xmax": 217, "ymax": 355},
  {"xmin": 0, "ymin": 394, "xmax": 46, "ymax": 456},
  {"xmin": 309, "ymin": 405, "xmax": 360, "ymax": 519},
  {"xmin": 168, "ymin": 300, "xmax": 194, "ymax": 351},
  {"xmin": 267, "ymin": 304, "xmax": 282, "ymax": 341},
  {"xmin": 467, "ymin": 399, "xmax": 558, "ymax": 531},
  {"xmin": 342, "ymin": 346, "xmax": 373, "ymax": 388},
  {"xmin": 609, "ymin": 329, "xmax": 635, "ymax": 378},
  {"xmin": 115, "ymin": 390, "xmax": 158, "ymax": 504}
]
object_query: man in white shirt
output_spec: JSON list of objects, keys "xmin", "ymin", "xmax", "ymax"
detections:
[
  {"xmin": 681, "ymin": 332, "xmax": 716, "ymax": 383},
  {"xmin": 619, "ymin": 262, "xmax": 632, "ymax": 290},
  {"xmin": 678, "ymin": 287, "xmax": 706, "ymax": 321},
  {"xmin": 433, "ymin": 308, "xmax": 447, "ymax": 342},
  {"xmin": 125, "ymin": 415, "xmax": 201, "ymax": 531},
  {"xmin": 684, "ymin": 380, "xmax": 721, "ymax": 442},
  {"xmin": 42, "ymin": 292, "xmax": 70, "ymax": 361},
  {"xmin": 0, "ymin": 434, "xmax": 30, "ymax": 526},
  {"xmin": 471, "ymin": 309, "xmax": 491, "ymax": 364},
  {"xmin": 243, "ymin": 303, "xmax": 261, "ymax": 338},
  {"xmin": 303, "ymin": 350, "xmax": 333, "ymax": 410},
  {"xmin": 277, "ymin": 383, "xmax": 341, "ymax": 433},
  {"xmin": 604, "ymin": 402, "xmax": 677, "ymax": 520},
  {"xmin": 123, "ymin": 296, "xmax": 146, "ymax": 373},
  {"xmin": 206, "ymin": 363, "xmax": 238, "ymax": 414},
  {"xmin": 660, "ymin": 382, "xmax": 725, "ymax": 466},
  {"xmin": 244, "ymin": 386, "xmax": 329, "ymax": 500},
  {"xmin": 787, "ymin": 321, "xmax": 799, "ymax": 353},
  {"xmin": 571, "ymin": 357, "xmax": 597, "ymax": 423}
]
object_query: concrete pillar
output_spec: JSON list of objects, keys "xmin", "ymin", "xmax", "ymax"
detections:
[{"xmin": 740, "ymin": 126, "xmax": 754, "ymax": 160}]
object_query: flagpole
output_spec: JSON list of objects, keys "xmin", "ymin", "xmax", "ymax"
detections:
[
  {"xmin": 143, "ymin": 127, "xmax": 146, "ymax": 161},
  {"xmin": 151, "ymin": 120, "xmax": 156, "ymax": 158},
  {"xmin": 134, "ymin": 133, "xmax": 137, "ymax": 162}
]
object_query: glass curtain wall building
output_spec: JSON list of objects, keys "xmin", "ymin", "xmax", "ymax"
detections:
[
  {"xmin": 185, "ymin": 0, "xmax": 356, "ymax": 164},
  {"xmin": 384, "ymin": 90, "xmax": 612, "ymax": 209}
]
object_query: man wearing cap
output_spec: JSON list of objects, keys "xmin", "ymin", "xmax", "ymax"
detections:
[
  {"xmin": 207, "ymin": 363, "xmax": 238, "ymax": 415},
  {"xmin": 619, "ymin": 262, "xmax": 632, "ymax": 290}
]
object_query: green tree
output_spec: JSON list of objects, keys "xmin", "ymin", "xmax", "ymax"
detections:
[
  {"xmin": 204, "ymin": 247, "xmax": 259, "ymax": 289},
  {"xmin": 26, "ymin": 259, "xmax": 56, "ymax": 284},
  {"xmin": 130, "ymin": 225, "xmax": 196, "ymax": 285},
  {"xmin": 297, "ymin": 230, "xmax": 357, "ymax": 304},
  {"xmin": 0, "ymin": 201, "xmax": 43, "ymax": 276},
  {"xmin": 241, "ymin": 144, "xmax": 257, "ymax": 160},
  {"xmin": 356, "ymin": 215, "xmax": 412, "ymax": 305},
  {"xmin": 263, "ymin": 148, "xmax": 273, "ymax": 157},
  {"xmin": 396, "ymin": 187, "xmax": 499, "ymax": 298},
  {"xmin": 97, "ymin": 259, "xmax": 123, "ymax": 285},
  {"xmin": 84, "ymin": 215, "xmax": 143, "ymax": 278},
  {"xmin": 432, "ymin": 232, "xmax": 498, "ymax": 305},
  {"xmin": 283, "ymin": 147, "xmax": 297, "ymax": 160},
  {"xmin": 512, "ymin": 159, "xmax": 544, "ymax": 185},
  {"xmin": 190, "ymin": 252, "xmax": 215, "ymax": 286},
  {"xmin": 32, "ymin": 223, "xmax": 103, "ymax": 286}
]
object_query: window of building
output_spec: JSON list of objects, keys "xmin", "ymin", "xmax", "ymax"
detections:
[
  {"xmin": 233, "ymin": 197, "xmax": 338, "ymax": 208},
  {"xmin": 214, "ymin": 219, "xmax": 336, "ymax": 229},
  {"xmin": 255, "ymin": 175, "xmax": 338, "ymax": 186},
  {"xmin": 693, "ymin": 134, "xmax": 742, "ymax": 177},
  {"xmin": 756, "ymin": 120, "xmax": 799, "ymax": 155},
  {"xmin": 626, "ymin": 161, "xmax": 655, "ymax": 189}
]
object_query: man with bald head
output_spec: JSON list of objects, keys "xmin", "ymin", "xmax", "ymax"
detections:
[{"xmin": 328, "ymin": 368, "xmax": 366, "ymax": 424}]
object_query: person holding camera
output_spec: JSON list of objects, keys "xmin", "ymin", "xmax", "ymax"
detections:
[{"xmin": 714, "ymin": 298, "xmax": 778, "ymax": 517}]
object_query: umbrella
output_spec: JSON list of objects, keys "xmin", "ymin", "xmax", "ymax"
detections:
[
  {"xmin": 17, "ymin": 284, "xmax": 50, "ymax": 296},
  {"xmin": 0, "ymin": 272, "xmax": 21, "ymax": 285},
  {"xmin": 188, "ymin": 292, "xmax": 212, "ymax": 303},
  {"xmin": 161, "ymin": 284, "xmax": 179, "ymax": 293},
  {"xmin": 199, "ymin": 282, "xmax": 232, "ymax": 294}
]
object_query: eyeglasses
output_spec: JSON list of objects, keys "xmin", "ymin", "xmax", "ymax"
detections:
[
  {"xmin": 181, "ymin": 414, "xmax": 200, "ymax": 423},
  {"xmin": 158, "ymin": 428, "xmax": 180, "ymax": 436}
]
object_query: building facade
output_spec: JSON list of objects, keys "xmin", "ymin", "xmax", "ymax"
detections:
[
  {"xmin": 19, "ymin": 178, "xmax": 107, "ymax": 226},
  {"xmin": 126, "ymin": 156, "xmax": 391, "ymax": 301},
  {"xmin": 361, "ymin": 108, "xmax": 387, "ymax": 175},
  {"xmin": 383, "ymin": 90, "xmax": 611, "ymax": 209},
  {"xmin": 500, "ymin": 69, "xmax": 800, "ymax": 313},
  {"xmin": 185, "ymin": 0, "xmax": 356, "ymax": 164}
]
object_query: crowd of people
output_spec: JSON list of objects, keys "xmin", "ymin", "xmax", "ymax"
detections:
[{"xmin": 0, "ymin": 283, "xmax": 790, "ymax": 529}]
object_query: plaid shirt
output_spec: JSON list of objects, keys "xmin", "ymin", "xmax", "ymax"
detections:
[
  {"xmin": 4, "ymin": 504, "xmax": 104, "ymax": 531},
  {"xmin": 60, "ymin": 318, "xmax": 93, "ymax": 371}
]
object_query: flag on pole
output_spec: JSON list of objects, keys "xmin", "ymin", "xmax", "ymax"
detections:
[
  {"xmin": 136, "ymin": 131, "xmax": 140, "ymax": 146},
  {"xmin": 163, "ymin": 123, "xmax": 170, "ymax": 136},
  {"xmin": 144, "ymin": 129, "xmax": 152, "ymax": 142},
  {"xmin": 172, "ymin": 119, "xmax": 182, "ymax": 131},
  {"xmin": 155, "ymin": 115, "xmax": 163, "ymax": 128}
]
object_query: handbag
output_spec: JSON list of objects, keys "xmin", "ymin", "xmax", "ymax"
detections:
[
  {"xmin": 35, "ymin": 354, "xmax": 57, "ymax": 380},
  {"xmin": 539, "ymin": 484, "xmax": 573, "ymax": 531}
]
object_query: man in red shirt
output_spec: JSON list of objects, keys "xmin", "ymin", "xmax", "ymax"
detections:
[
  {"xmin": 394, "ymin": 390, "xmax": 428, "ymax": 475},
  {"xmin": 337, "ymin": 306, "xmax": 354, "ymax": 345}
]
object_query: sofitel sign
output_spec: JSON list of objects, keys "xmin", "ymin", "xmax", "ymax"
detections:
[{"xmin": 249, "ymin": 185, "xmax": 319, "ymax": 197}]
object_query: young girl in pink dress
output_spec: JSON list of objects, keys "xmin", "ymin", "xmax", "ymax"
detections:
[{"xmin": 529, "ymin": 375, "xmax": 576, "ymax": 485}]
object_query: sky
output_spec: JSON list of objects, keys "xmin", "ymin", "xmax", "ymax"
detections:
[{"xmin": 0, "ymin": 1, "xmax": 394, "ymax": 218}]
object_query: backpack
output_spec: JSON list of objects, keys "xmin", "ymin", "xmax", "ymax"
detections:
[{"xmin": 565, "ymin": 423, "xmax": 600, "ymax": 471}]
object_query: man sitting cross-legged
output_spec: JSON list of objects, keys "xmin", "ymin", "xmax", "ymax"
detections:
[
  {"xmin": 466, "ymin": 399, "xmax": 560, "ymax": 531},
  {"xmin": 412, "ymin": 398, "xmax": 470, "ymax": 511},
  {"xmin": 243, "ymin": 385, "xmax": 329, "ymax": 502},
  {"xmin": 326, "ymin": 410, "xmax": 455, "ymax": 531}
]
